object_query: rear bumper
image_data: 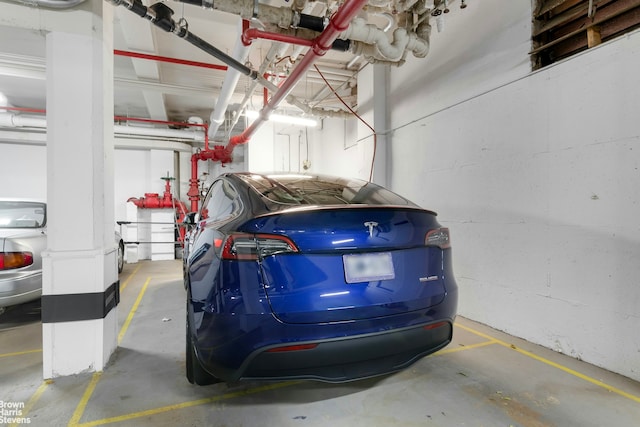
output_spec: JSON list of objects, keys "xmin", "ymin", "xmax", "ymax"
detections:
[
  {"xmin": 194, "ymin": 296, "xmax": 457, "ymax": 383},
  {"xmin": 0, "ymin": 271, "xmax": 42, "ymax": 308},
  {"xmin": 240, "ymin": 321, "xmax": 452, "ymax": 382}
]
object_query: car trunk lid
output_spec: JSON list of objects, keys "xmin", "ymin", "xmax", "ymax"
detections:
[{"xmin": 241, "ymin": 207, "xmax": 449, "ymax": 324}]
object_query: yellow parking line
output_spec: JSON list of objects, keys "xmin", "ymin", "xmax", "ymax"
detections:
[
  {"xmin": 69, "ymin": 276, "xmax": 152, "ymax": 426},
  {"xmin": 118, "ymin": 276, "xmax": 151, "ymax": 345},
  {"xmin": 76, "ymin": 381, "xmax": 301, "ymax": 427},
  {"xmin": 456, "ymin": 323, "xmax": 640, "ymax": 403},
  {"xmin": 68, "ymin": 373, "xmax": 102, "ymax": 427},
  {"xmin": 4, "ymin": 264, "xmax": 145, "ymax": 425},
  {"xmin": 1, "ymin": 264, "xmax": 143, "ymax": 359},
  {"xmin": 435, "ymin": 339, "xmax": 499, "ymax": 356},
  {"xmin": 118, "ymin": 263, "xmax": 142, "ymax": 293},
  {"xmin": 8, "ymin": 380, "xmax": 50, "ymax": 427},
  {"xmin": 0, "ymin": 348, "xmax": 42, "ymax": 358}
]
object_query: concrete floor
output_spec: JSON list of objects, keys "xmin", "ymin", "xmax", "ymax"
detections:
[{"xmin": 1, "ymin": 260, "xmax": 639, "ymax": 427}]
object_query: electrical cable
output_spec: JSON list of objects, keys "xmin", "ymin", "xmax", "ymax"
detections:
[{"xmin": 313, "ymin": 64, "xmax": 376, "ymax": 182}]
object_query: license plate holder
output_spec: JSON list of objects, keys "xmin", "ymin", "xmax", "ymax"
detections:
[{"xmin": 343, "ymin": 252, "xmax": 395, "ymax": 283}]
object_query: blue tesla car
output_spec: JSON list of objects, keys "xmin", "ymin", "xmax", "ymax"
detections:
[{"xmin": 184, "ymin": 173, "xmax": 457, "ymax": 384}]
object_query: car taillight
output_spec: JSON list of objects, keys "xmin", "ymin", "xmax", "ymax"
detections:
[
  {"xmin": 266, "ymin": 343, "xmax": 318, "ymax": 353},
  {"xmin": 425, "ymin": 228, "xmax": 451, "ymax": 249},
  {"xmin": 0, "ymin": 252, "xmax": 34, "ymax": 270},
  {"xmin": 221, "ymin": 233, "xmax": 298, "ymax": 260}
]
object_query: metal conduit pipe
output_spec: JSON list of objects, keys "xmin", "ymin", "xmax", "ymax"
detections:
[
  {"xmin": 254, "ymin": 73, "xmax": 350, "ymax": 118},
  {"xmin": 225, "ymin": 43, "xmax": 288, "ymax": 136},
  {"xmin": 223, "ymin": 0, "xmax": 369, "ymax": 160}
]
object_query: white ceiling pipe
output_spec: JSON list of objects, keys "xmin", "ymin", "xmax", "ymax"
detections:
[
  {"xmin": 292, "ymin": 0, "xmax": 309, "ymax": 12},
  {"xmin": 0, "ymin": 113, "xmax": 205, "ymax": 141},
  {"xmin": 0, "ymin": 129, "xmax": 192, "ymax": 152},
  {"xmin": 207, "ymin": 19, "xmax": 252, "ymax": 139},
  {"xmin": 179, "ymin": 0, "xmax": 295, "ymax": 30},
  {"xmin": 114, "ymin": 125, "xmax": 204, "ymax": 141},
  {"xmin": 225, "ymin": 42, "xmax": 289, "ymax": 135},
  {"xmin": 341, "ymin": 17, "xmax": 430, "ymax": 62},
  {"xmin": 0, "ymin": 113, "xmax": 46, "ymax": 128},
  {"xmin": 6, "ymin": 0, "xmax": 86, "ymax": 8},
  {"xmin": 310, "ymin": 66, "xmax": 357, "ymax": 78},
  {"xmin": 368, "ymin": 0, "xmax": 392, "ymax": 6}
]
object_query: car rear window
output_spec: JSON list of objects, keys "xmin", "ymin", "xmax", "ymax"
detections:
[
  {"xmin": 239, "ymin": 174, "xmax": 417, "ymax": 206},
  {"xmin": 0, "ymin": 201, "xmax": 46, "ymax": 228}
]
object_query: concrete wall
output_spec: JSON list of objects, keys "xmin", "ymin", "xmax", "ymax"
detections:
[
  {"xmin": 357, "ymin": 3, "xmax": 639, "ymax": 381},
  {"xmin": 0, "ymin": 143, "xmax": 47, "ymax": 200},
  {"xmin": 247, "ymin": 119, "xmax": 359, "ymax": 176},
  {"xmin": 0, "ymin": 138, "xmax": 192, "ymax": 261}
]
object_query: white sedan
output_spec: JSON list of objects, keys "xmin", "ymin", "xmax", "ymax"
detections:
[{"xmin": 0, "ymin": 199, "xmax": 124, "ymax": 311}]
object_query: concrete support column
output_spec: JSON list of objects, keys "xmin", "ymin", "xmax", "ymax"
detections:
[
  {"xmin": 371, "ymin": 63, "xmax": 390, "ymax": 187},
  {"xmin": 42, "ymin": 4, "xmax": 117, "ymax": 378},
  {"xmin": 356, "ymin": 63, "xmax": 389, "ymax": 185}
]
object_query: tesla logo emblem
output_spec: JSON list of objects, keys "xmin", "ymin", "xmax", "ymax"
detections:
[{"xmin": 364, "ymin": 221, "xmax": 379, "ymax": 238}]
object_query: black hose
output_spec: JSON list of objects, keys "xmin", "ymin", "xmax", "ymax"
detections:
[
  {"xmin": 179, "ymin": 30, "xmax": 258, "ymax": 80},
  {"xmin": 331, "ymin": 39, "xmax": 351, "ymax": 52},
  {"xmin": 298, "ymin": 13, "xmax": 325, "ymax": 32},
  {"xmin": 126, "ymin": 0, "xmax": 148, "ymax": 17}
]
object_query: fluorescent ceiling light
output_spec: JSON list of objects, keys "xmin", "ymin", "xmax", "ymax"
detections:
[{"xmin": 246, "ymin": 110, "xmax": 318, "ymax": 127}]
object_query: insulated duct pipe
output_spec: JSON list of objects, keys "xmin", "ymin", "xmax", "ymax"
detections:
[
  {"xmin": 207, "ymin": 19, "xmax": 252, "ymax": 139},
  {"xmin": 223, "ymin": 0, "xmax": 369, "ymax": 159},
  {"xmin": 0, "ymin": 112, "xmax": 206, "ymax": 141}
]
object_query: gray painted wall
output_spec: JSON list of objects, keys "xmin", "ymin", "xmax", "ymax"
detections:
[{"xmin": 355, "ymin": 2, "xmax": 640, "ymax": 381}]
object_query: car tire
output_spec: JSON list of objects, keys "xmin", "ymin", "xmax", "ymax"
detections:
[
  {"xmin": 117, "ymin": 241, "xmax": 124, "ymax": 274},
  {"xmin": 186, "ymin": 304, "xmax": 219, "ymax": 385}
]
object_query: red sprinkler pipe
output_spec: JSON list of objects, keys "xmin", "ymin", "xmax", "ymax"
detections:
[
  {"xmin": 187, "ymin": 154, "xmax": 201, "ymax": 213},
  {"xmin": 127, "ymin": 174, "xmax": 189, "ymax": 243},
  {"xmin": 187, "ymin": 142, "xmax": 227, "ymax": 212},
  {"xmin": 223, "ymin": 0, "xmax": 368, "ymax": 159},
  {"xmin": 242, "ymin": 28, "xmax": 314, "ymax": 48},
  {"xmin": 114, "ymin": 49, "xmax": 228, "ymax": 71},
  {"xmin": 2, "ymin": 105, "xmax": 206, "ymax": 214}
]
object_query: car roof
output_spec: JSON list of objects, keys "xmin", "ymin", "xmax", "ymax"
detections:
[{"xmin": 0, "ymin": 198, "xmax": 46, "ymax": 203}]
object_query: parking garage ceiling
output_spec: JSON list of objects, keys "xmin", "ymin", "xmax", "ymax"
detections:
[{"xmin": 0, "ymin": 0, "xmax": 464, "ymax": 140}]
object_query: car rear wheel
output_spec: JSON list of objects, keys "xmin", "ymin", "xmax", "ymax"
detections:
[
  {"xmin": 117, "ymin": 241, "xmax": 124, "ymax": 274},
  {"xmin": 186, "ymin": 305, "xmax": 219, "ymax": 385}
]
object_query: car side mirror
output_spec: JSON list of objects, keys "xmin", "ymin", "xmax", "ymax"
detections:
[{"xmin": 183, "ymin": 212, "xmax": 198, "ymax": 229}]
